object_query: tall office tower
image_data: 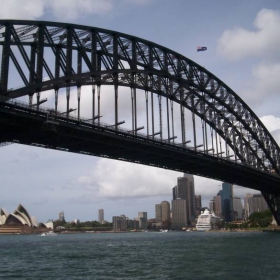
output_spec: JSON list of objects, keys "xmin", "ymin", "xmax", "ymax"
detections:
[
  {"xmin": 248, "ymin": 194, "xmax": 268, "ymax": 216},
  {"xmin": 214, "ymin": 191, "xmax": 223, "ymax": 217},
  {"xmin": 209, "ymin": 198, "xmax": 215, "ymax": 213},
  {"xmin": 98, "ymin": 209, "xmax": 104, "ymax": 223},
  {"xmin": 172, "ymin": 186, "xmax": 176, "ymax": 200},
  {"xmin": 161, "ymin": 201, "xmax": 171, "ymax": 225},
  {"xmin": 171, "ymin": 199, "xmax": 187, "ymax": 228},
  {"xmin": 244, "ymin": 193, "xmax": 253, "ymax": 219},
  {"xmin": 138, "ymin": 212, "xmax": 148, "ymax": 229},
  {"xmin": 59, "ymin": 211, "xmax": 65, "ymax": 221},
  {"xmin": 155, "ymin": 204, "xmax": 162, "ymax": 223},
  {"xmin": 173, "ymin": 173, "xmax": 196, "ymax": 225},
  {"xmin": 222, "ymin": 182, "xmax": 233, "ymax": 222},
  {"xmin": 232, "ymin": 197, "xmax": 243, "ymax": 220},
  {"xmin": 195, "ymin": 195, "xmax": 202, "ymax": 217}
]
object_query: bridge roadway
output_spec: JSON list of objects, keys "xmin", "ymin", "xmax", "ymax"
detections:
[{"xmin": 1, "ymin": 98, "xmax": 280, "ymax": 195}]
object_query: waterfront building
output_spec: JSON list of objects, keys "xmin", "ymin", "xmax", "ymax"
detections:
[
  {"xmin": 113, "ymin": 215, "xmax": 127, "ymax": 231},
  {"xmin": 127, "ymin": 219, "xmax": 139, "ymax": 230},
  {"xmin": 0, "ymin": 204, "xmax": 38, "ymax": 227},
  {"xmin": 232, "ymin": 197, "xmax": 243, "ymax": 220},
  {"xmin": 155, "ymin": 204, "xmax": 162, "ymax": 223},
  {"xmin": 209, "ymin": 199, "xmax": 215, "ymax": 214},
  {"xmin": 222, "ymin": 182, "xmax": 233, "ymax": 222},
  {"xmin": 173, "ymin": 173, "xmax": 196, "ymax": 225},
  {"xmin": 161, "ymin": 201, "xmax": 171, "ymax": 224},
  {"xmin": 98, "ymin": 209, "xmax": 104, "ymax": 223},
  {"xmin": 138, "ymin": 212, "xmax": 147, "ymax": 229},
  {"xmin": 195, "ymin": 195, "xmax": 202, "ymax": 217},
  {"xmin": 244, "ymin": 193, "xmax": 268, "ymax": 218},
  {"xmin": 214, "ymin": 191, "xmax": 223, "ymax": 218},
  {"xmin": 171, "ymin": 199, "xmax": 187, "ymax": 228},
  {"xmin": 59, "ymin": 211, "xmax": 65, "ymax": 222},
  {"xmin": 244, "ymin": 193, "xmax": 253, "ymax": 219}
]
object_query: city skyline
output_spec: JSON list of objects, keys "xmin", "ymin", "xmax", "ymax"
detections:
[{"xmin": 0, "ymin": 0, "xmax": 280, "ymax": 222}]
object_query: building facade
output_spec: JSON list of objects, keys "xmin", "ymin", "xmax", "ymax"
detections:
[
  {"xmin": 138, "ymin": 212, "xmax": 148, "ymax": 229},
  {"xmin": 155, "ymin": 204, "xmax": 162, "ymax": 223},
  {"xmin": 171, "ymin": 199, "xmax": 187, "ymax": 228},
  {"xmin": 98, "ymin": 209, "xmax": 104, "ymax": 223},
  {"xmin": 160, "ymin": 201, "xmax": 170, "ymax": 227},
  {"xmin": 232, "ymin": 197, "xmax": 243, "ymax": 220},
  {"xmin": 222, "ymin": 182, "xmax": 233, "ymax": 222},
  {"xmin": 244, "ymin": 193, "xmax": 268, "ymax": 219},
  {"xmin": 173, "ymin": 173, "xmax": 196, "ymax": 225}
]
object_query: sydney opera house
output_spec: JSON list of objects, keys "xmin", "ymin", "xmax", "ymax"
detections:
[{"xmin": 0, "ymin": 204, "xmax": 52, "ymax": 234}]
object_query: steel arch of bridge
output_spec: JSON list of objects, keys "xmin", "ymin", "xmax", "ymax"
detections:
[{"xmin": 0, "ymin": 20, "xmax": 280, "ymax": 223}]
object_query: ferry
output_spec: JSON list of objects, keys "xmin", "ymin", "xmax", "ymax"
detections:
[{"xmin": 195, "ymin": 209, "xmax": 221, "ymax": 231}]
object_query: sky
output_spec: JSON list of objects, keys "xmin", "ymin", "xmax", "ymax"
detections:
[{"xmin": 1, "ymin": 0, "xmax": 280, "ymax": 223}]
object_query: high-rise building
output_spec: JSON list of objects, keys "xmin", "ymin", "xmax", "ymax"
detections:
[
  {"xmin": 244, "ymin": 193, "xmax": 253, "ymax": 219},
  {"xmin": 214, "ymin": 191, "xmax": 223, "ymax": 217},
  {"xmin": 98, "ymin": 209, "xmax": 104, "ymax": 223},
  {"xmin": 222, "ymin": 182, "xmax": 233, "ymax": 222},
  {"xmin": 155, "ymin": 204, "xmax": 162, "ymax": 223},
  {"xmin": 173, "ymin": 173, "xmax": 196, "ymax": 225},
  {"xmin": 161, "ymin": 201, "xmax": 171, "ymax": 227},
  {"xmin": 244, "ymin": 193, "xmax": 268, "ymax": 219},
  {"xmin": 171, "ymin": 199, "xmax": 187, "ymax": 228},
  {"xmin": 195, "ymin": 195, "xmax": 202, "ymax": 216},
  {"xmin": 209, "ymin": 199, "xmax": 215, "ymax": 213},
  {"xmin": 113, "ymin": 215, "xmax": 127, "ymax": 231},
  {"xmin": 59, "ymin": 211, "xmax": 65, "ymax": 222},
  {"xmin": 138, "ymin": 212, "xmax": 147, "ymax": 229},
  {"xmin": 232, "ymin": 197, "xmax": 243, "ymax": 220}
]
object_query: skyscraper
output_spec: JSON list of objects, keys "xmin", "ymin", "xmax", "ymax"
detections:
[
  {"xmin": 155, "ymin": 204, "xmax": 162, "ymax": 223},
  {"xmin": 138, "ymin": 212, "xmax": 147, "ymax": 229},
  {"xmin": 98, "ymin": 209, "xmax": 104, "ymax": 223},
  {"xmin": 59, "ymin": 211, "xmax": 65, "ymax": 222},
  {"xmin": 244, "ymin": 193, "xmax": 268, "ymax": 218},
  {"xmin": 173, "ymin": 173, "xmax": 196, "ymax": 225},
  {"xmin": 244, "ymin": 193, "xmax": 253, "ymax": 219},
  {"xmin": 222, "ymin": 182, "xmax": 233, "ymax": 222},
  {"xmin": 194, "ymin": 195, "xmax": 202, "ymax": 217},
  {"xmin": 161, "ymin": 201, "xmax": 171, "ymax": 227},
  {"xmin": 214, "ymin": 191, "xmax": 223, "ymax": 217},
  {"xmin": 232, "ymin": 197, "xmax": 243, "ymax": 220},
  {"xmin": 172, "ymin": 199, "xmax": 187, "ymax": 228}
]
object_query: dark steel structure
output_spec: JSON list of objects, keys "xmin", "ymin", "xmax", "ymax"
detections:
[{"xmin": 0, "ymin": 20, "xmax": 280, "ymax": 224}]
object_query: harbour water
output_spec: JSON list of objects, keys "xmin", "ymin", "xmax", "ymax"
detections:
[{"xmin": 1, "ymin": 231, "xmax": 280, "ymax": 279}]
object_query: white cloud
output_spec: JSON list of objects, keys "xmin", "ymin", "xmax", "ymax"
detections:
[
  {"xmin": 0, "ymin": 0, "xmax": 114, "ymax": 21},
  {"xmin": 217, "ymin": 9, "xmax": 280, "ymax": 61},
  {"xmin": 0, "ymin": 0, "xmax": 44, "ymax": 20},
  {"xmin": 260, "ymin": 115, "xmax": 280, "ymax": 133},
  {"xmin": 44, "ymin": 0, "xmax": 113, "ymax": 21},
  {"xmin": 92, "ymin": 159, "xmax": 180, "ymax": 198}
]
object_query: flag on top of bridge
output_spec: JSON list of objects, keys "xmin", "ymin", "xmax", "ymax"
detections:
[{"xmin": 197, "ymin": 46, "xmax": 207, "ymax": 52}]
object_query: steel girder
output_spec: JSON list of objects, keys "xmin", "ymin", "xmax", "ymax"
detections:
[{"xmin": 0, "ymin": 19, "xmax": 279, "ymax": 178}]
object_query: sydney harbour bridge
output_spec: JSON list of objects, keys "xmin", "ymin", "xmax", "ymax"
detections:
[{"xmin": 0, "ymin": 20, "xmax": 280, "ymax": 224}]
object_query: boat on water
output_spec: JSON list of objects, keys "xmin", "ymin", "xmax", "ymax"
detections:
[
  {"xmin": 195, "ymin": 209, "xmax": 221, "ymax": 231},
  {"xmin": 41, "ymin": 231, "xmax": 57, "ymax": 236}
]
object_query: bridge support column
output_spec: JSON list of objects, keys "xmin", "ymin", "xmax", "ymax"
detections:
[{"xmin": 262, "ymin": 191, "xmax": 280, "ymax": 226}]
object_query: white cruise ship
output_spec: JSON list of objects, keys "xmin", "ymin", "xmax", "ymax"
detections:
[{"xmin": 195, "ymin": 209, "xmax": 221, "ymax": 231}]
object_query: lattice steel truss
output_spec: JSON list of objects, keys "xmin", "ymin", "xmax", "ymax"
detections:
[{"xmin": 0, "ymin": 20, "xmax": 279, "ymax": 177}]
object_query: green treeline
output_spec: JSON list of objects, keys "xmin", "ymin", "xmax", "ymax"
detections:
[
  {"xmin": 225, "ymin": 210, "xmax": 273, "ymax": 229},
  {"xmin": 53, "ymin": 220, "xmax": 113, "ymax": 231}
]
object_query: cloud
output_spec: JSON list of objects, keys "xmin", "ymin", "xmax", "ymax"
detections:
[
  {"xmin": 260, "ymin": 115, "xmax": 280, "ymax": 133},
  {"xmin": 0, "ymin": 0, "xmax": 44, "ymax": 20},
  {"xmin": 92, "ymin": 159, "xmax": 180, "ymax": 198},
  {"xmin": 44, "ymin": 0, "xmax": 114, "ymax": 21},
  {"xmin": 217, "ymin": 9, "xmax": 280, "ymax": 61},
  {"xmin": 0, "ymin": 0, "xmax": 113, "ymax": 21}
]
